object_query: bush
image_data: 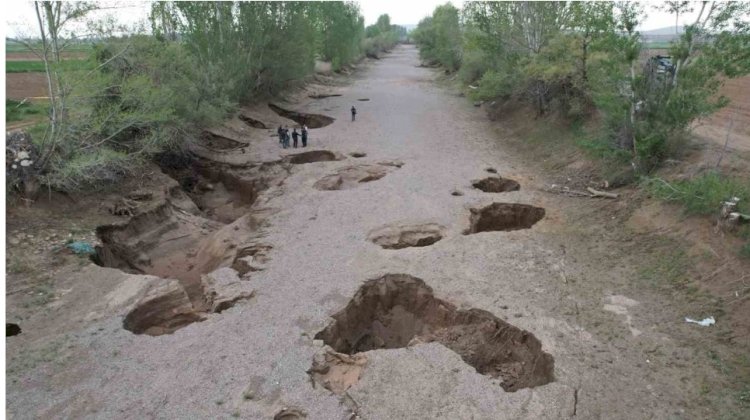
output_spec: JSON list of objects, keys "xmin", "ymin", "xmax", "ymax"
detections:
[
  {"xmin": 643, "ymin": 172, "xmax": 750, "ymax": 216},
  {"xmin": 48, "ymin": 148, "xmax": 136, "ymax": 191},
  {"xmin": 35, "ymin": 36, "xmax": 231, "ymax": 191},
  {"xmin": 644, "ymin": 172, "xmax": 750, "ymax": 258},
  {"xmin": 458, "ymin": 49, "xmax": 491, "ymax": 85},
  {"xmin": 470, "ymin": 70, "xmax": 517, "ymax": 101}
]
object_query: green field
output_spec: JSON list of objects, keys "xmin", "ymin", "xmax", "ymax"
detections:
[
  {"xmin": 6, "ymin": 39, "xmax": 93, "ymax": 53},
  {"xmin": 6, "ymin": 99, "xmax": 48, "ymax": 122},
  {"xmin": 643, "ymin": 41, "xmax": 674, "ymax": 49},
  {"xmin": 6, "ymin": 59, "xmax": 94, "ymax": 73}
]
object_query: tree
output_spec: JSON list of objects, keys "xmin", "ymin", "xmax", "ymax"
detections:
[
  {"xmin": 567, "ymin": 2, "xmax": 616, "ymax": 85},
  {"xmin": 412, "ymin": 3, "xmax": 462, "ymax": 71},
  {"xmin": 22, "ymin": 1, "xmax": 97, "ymax": 171},
  {"xmin": 656, "ymin": 1, "xmax": 694, "ymax": 35}
]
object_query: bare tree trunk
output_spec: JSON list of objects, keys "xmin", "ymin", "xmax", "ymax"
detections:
[
  {"xmin": 715, "ymin": 113, "xmax": 735, "ymax": 169},
  {"xmin": 629, "ymin": 62, "xmax": 638, "ymax": 160},
  {"xmin": 34, "ymin": 1, "xmax": 57, "ymax": 169}
]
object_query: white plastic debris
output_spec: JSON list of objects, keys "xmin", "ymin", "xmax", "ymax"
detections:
[{"xmin": 685, "ymin": 316, "xmax": 715, "ymax": 326}]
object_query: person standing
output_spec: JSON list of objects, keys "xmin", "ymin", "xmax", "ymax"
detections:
[
  {"xmin": 277, "ymin": 125, "xmax": 284, "ymax": 146},
  {"xmin": 351, "ymin": 106, "xmax": 357, "ymax": 122},
  {"xmin": 301, "ymin": 125, "xmax": 308, "ymax": 147},
  {"xmin": 283, "ymin": 126, "xmax": 291, "ymax": 149},
  {"xmin": 291, "ymin": 128, "xmax": 300, "ymax": 148}
]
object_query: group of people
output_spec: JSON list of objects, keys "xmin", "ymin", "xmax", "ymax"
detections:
[
  {"xmin": 277, "ymin": 125, "xmax": 308, "ymax": 149},
  {"xmin": 277, "ymin": 106, "xmax": 358, "ymax": 148}
]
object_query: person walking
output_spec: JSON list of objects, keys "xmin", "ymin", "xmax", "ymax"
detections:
[
  {"xmin": 277, "ymin": 125, "xmax": 284, "ymax": 147},
  {"xmin": 351, "ymin": 106, "xmax": 357, "ymax": 122},
  {"xmin": 292, "ymin": 128, "xmax": 300, "ymax": 148},
  {"xmin": 301, "ymin": 125, "xmax": 308, "ymax": 147}
]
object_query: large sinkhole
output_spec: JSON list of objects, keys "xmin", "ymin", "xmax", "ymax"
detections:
[
  {"xmin": 238, "ymin": 113, "xmax": 268, "ymax": 129},
  {"xmin": 200, "ymin": 130, "xmax": 244, "ymax": 151},
  {"xmin": 92, "ymin": 154, "xmax": 279, "ymax": 335},
  {"xmin": 287, "ymin": 150, "xmax": 341, "ymax": 164},
  {"xmin": 368, "ymin": 223, "xmax": 445, "ymax": 249},
  {"xmin": 464, "ymin": 203, "xmax": 545, "ymax": 235},
  {"xmin": 315, "ymin": 274, "xmax": 555, "ymax": 391},
  {"xmin": 122, "ymin": 286, "xmax": 206, "ymax": 336},
  {"xmin": 472, "ymin": 177, "xmax": 520, "ymax": 193},
  {"xmin": 268, "ymin": 103, "xmax": 334, "ymax": 128}
]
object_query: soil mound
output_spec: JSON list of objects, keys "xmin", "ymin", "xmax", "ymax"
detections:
[
  {"xmin": 315, "ymin": 274, "xmax": 555, "ymax": 391},
  {"xmin": 465, "ymin": 203, "xmax": 545, "ymax": 234},
  {"xmin": 472, "ymin": 177, "xmax": 520, "ymax": 193},
  {"xmin": 269, "ymin": 103, "xmax": 334, "ymax": 128}
]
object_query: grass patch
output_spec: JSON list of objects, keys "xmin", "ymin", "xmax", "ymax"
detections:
[
  {"xmin": 638, "ymin": 241, "xmax": 691, "ymax": 289},
  {"xmin": 6, "ymin": 59, "xmax": 94, "ymax": 73},
  {"xmin": 643, "ymin": 172, "xmax": 750, "ymax": 216},
  {"xmin": 6, "ymin": 99, "xmax": 48, "ymax": 123},
  {"xmin": 741, "ymin": 241, "xmax": 750, "ymax": 259},
  {"xmin": 643, "ymin": 172, "xmax": 750, "ymax": 258}
]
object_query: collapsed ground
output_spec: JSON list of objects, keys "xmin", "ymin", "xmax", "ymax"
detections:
[{"xmin": 6, "ymin": 45, "xmax": 750, "ymax": 419}]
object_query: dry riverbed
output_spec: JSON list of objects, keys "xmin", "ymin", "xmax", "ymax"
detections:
[{"xmin": 6, "ymin": 45, "xmax": 748, "ymax": 419}]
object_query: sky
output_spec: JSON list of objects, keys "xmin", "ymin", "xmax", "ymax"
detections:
[{"xmin": 4, "ymin": 0, "xmax": 703, "ymax": 39}]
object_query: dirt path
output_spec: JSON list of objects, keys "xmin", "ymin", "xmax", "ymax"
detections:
[{"xmin": 7, "ymin": 45, "xmax": 744, "ymax": 419}]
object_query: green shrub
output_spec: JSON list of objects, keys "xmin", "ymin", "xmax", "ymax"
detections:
[
  {"xmin": 48, "ymin": 148, "xmax": 136, "ymax": 191},
  {"xmin": 458, "ymin": 49, "xmax": 490, "ymax": 84},
  {"xmin": 644, "ymin": 172, "xmax": 750, "ymax": 216},
  {"xmin": 470, "ymin": 70, "xmax": 517, "ymax": 101}
]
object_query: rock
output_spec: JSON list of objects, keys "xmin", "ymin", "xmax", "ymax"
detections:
[
  {"xmin": 135, "ymin": 253, "xmax": 151, "ymax": 266},
  {"xmin": 230, "ymin": 244, "xmax": 272, "ymax": 276},
  {"xmin": 202, "ymin": 267, "xmax": 255, "ymax": 313}
]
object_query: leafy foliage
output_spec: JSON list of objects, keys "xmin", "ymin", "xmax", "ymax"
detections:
[
  {"xmin": 413, "ymin": 1, "xmax": 750, "ymax": 172},
  {"xmin": 412, "ymin": 4, "xmax": 462, "ymax": 71},
  {"xmin": 644, "ymin": 172, "xmax": 750, "ymax": 216},
  {"xmin": 17, "ymin": 2, "xmax": 405, "ymax": 192}
]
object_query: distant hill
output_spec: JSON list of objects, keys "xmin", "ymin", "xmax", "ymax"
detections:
[
  {"xmin": 641, "ymin": 26, "xmax": 683, "ymax": 43},
  {"xmin": 641, "ymin": 25, "xmax": 684, "ymax": 36}
]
